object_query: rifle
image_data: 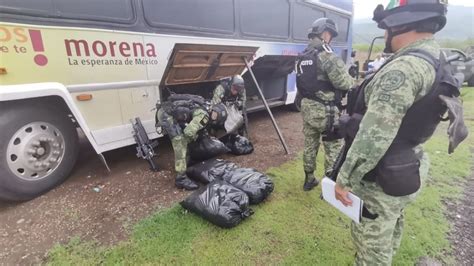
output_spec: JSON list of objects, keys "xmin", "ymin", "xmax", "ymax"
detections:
[
  {"xmin": 131, "ymin": 117, "xmax": 159, "ymax": 172},
  {"xmin": 326, "ymin": 141, "xmax": 350, "ymax": 182}
]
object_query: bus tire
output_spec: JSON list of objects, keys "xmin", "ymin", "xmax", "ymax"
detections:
[
  {"xmin": 0, "ymin": 103, "xmax": 79, "ymax": 201},
  {"xmin": 290, "ymin": 93, "xmax": 302, "ymax": 112}
]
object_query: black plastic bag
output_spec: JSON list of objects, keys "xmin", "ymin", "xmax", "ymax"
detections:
[
  {"xmin": 187, "ymin": 159, "xmax": 274, "ymax": 204},
  {"xmin": 187, "ymin": 159, "xmax": 238, "ymax": 184},
  {"xmin": 221, "ymin": 134, "xmax": 254, "ymax": 155},
  {"xmin": 220, "ymin": 168, "xmax": 274, "ymax": 204},
  {"xmin": 189, "ymin": 135, "xmax": 230, "ymax": 161},
  {"xmin": 180, "ymin": 180, "xmax": 253, "ymax": 228}
]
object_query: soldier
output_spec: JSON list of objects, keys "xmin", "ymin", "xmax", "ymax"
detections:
[
  {"xmin": 212, "ymin": 75, "xmax": 246, "ymax": 109},
  {"xmin": 296, "ymin": 18, "xmax": 353, "ymax": 191},
  {"xmin": 212, "ymin": 75, "xmax": 247, "ymax": 135},
  {"xmin": 334, "ymin": 1, "xmax": 455, "ymax": 264},
  {"xmin": 157, "ymin": 94, "xmax": 226, "ymax": 190}
]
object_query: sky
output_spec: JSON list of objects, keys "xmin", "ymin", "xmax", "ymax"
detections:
[{"xmin": 354, "ymin": 0, "xmax": 474, "ymax": 19}]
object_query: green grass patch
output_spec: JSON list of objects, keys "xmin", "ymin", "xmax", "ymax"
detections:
[{"xmin": 48, "ymin": 88, "xmax": 474, "ymax": 265}]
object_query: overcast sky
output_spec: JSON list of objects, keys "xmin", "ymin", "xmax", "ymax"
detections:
[{"xmin": 354, "ymin": 0, "xmax": 474, "ymax": 19}]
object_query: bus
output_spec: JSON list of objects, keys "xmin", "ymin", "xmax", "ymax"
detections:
[{"xmin": 0, "ymin": 0, "xmax": 353, "ymax": 201}]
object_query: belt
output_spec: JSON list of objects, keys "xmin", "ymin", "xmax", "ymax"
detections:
[{"xmin": 303, "ymin": 95, "xmax": 336, "ymax": 106}]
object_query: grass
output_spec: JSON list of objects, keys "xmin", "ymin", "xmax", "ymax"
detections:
[{"xmin": 48, "ymin": 88, "xmax": 474, "ymax": 265}]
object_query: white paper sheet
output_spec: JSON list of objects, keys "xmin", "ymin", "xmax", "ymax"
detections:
[{"xmin": 321, "ymin": 177, "xmax": 363, "ymax": 224}]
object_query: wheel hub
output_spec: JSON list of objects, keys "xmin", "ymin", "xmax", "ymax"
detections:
[{"xmin": 7, "ymin": 122, "xmax": 65, "ymax": 181}]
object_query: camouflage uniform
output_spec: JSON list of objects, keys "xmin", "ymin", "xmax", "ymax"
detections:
[
  {"xmin": 336, "ymin": 38, "xmax": 440, "ymax": 265},
  {"xmin": 157, "ymin": 107, "xmax": 208, "ymax": 174},
  {"xmin": 212, "ymin": 84, "xmax": 246, "ymax": 109},
  {"xmin": 212, "ymin": 83, "xmax": 247, "ymax": 135},
  {"xmin": 302, "ymin": 38, "xmax": 353, "ymax": 174}
]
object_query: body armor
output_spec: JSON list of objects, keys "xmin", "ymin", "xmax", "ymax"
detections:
[{"xmin": 296, "ymin": 46, "xmax": 337, "ymax": 103}]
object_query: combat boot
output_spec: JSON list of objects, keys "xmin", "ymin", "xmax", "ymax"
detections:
[
  {"xmin": 175, "ymin": 173, "xmax": 199, "ymax": 190},
  {"xmin": 303, "ymin": 171, "xmax": 319, "ymax": 191}
]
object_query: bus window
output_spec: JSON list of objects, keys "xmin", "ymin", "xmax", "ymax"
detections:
[
  {"xmin": 54, "ymin": 0, "xmax": 134, "ymax": 24},
  {"xmin": 0, "ymin": 0, "xmax": 134, "ymax": 24},
  {"xmin": 293, "ymin": 2, "xmax": 325, "ymax": 41},
  {"xmin": 0, "ymin": 0, "xmax": 53, "ymax": 17},
  {"xmin": 326, "ymin": 12, "xmax": 350, "ymax": 43},
  {"xmin": 143, "ymin": 0, "xmax": 235, "ymax": 35},
  {"xmin": 239, "ymin": 0, "xmax": 290, "ymax": 39}
]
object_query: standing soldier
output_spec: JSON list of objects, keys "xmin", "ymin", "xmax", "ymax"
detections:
[
  {"xmin": 157, "ymin": 94, "xmax": 226, "ymax": 190},
  {"xmin": 334, "ymin": 1, "xmax": 465, "ymax": 264},
  {"xmin": 296, "ymin": 18, "xmax": 353, "ymax": 191}
]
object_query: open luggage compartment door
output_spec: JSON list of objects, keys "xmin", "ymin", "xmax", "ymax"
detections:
[
  {"xmin": 161, "ymin": 43, "xmax": 259, "ymax": 86},
  {"xmin": 243, "ymin": 55, "xmax": 296, "ymax": 109}
]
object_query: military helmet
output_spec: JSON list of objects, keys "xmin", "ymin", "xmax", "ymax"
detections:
[
  {"xmin": 210, "ymin": 103, "xmax": 227, "ymax": 127},
  {"xmin": 307, "ymin": 18, "xmax": 339, "ymax": 39},
  {"xmin": 373, "ymin": 0, "xmax": 447, "ymax": 32},
  {"xmin": 231, "ymin": 75, "xmax": 245, "ymax": 92}
]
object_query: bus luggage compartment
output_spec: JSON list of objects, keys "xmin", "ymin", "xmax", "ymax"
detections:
[
  {"xmin": 159, "ymin": 43, "xmax": 296, "ymax": 113},
  {"xmin": 243, "ymin": 55, "xmax": 296, "ymax": 112},
  {"xmin": 159, "ymin": 43, "xmax": 258, "ymax": 101}
]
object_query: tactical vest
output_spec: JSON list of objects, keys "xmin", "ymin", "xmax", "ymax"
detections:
[
  {"xmin": 295, "ymin": 46, "xmax": 338, "ymax": 104},
  {"xmin": 343, "ymin": 49, "xmax": 464, "ymax": 196},
  {"xmin": 220, "ymin": 81, "xmax": 239, "ymax": 103},
  {"xmin": 163, "ymin": 94, "xmax": 207, "ymax": 124}
]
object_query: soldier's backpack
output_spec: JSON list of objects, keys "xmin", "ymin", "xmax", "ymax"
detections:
[{"xmin": 165, "ymin": 94, "xmax": 208, "ymax": 123}]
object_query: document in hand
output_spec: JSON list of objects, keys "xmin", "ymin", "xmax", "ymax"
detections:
[{"xmin": 321, "ymin": 177, "xmax": 363, "ymax": 224}]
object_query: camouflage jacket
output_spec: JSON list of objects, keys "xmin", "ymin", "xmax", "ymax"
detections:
[
  {"xmin": 182, "ymin": 108, "xmax": 209, "ymax": 141},
  {"xmin": 211, "ymin": 84, "xmax": 246, "ymax": 109},
  {"xmin": 306, "ymin": 38, "xmax": 353, "ymax": 102},
  {"xmin": 337, "ymin": 38, "xmax": 440, "ymax": 189}
]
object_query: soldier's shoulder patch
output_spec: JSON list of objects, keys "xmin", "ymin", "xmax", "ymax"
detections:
[{"xmin": 378, "ymin": 70, "xmax": 406, "ymax": 91}]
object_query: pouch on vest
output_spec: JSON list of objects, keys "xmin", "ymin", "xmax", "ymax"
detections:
[{"xmin": 374, "ymin": 147, "xmax": 421, "ymax": 196}]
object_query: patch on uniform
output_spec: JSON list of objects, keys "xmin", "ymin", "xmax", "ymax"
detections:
[
  {"xmin": 379, "ymin": 70, "xmax": 406, "ymax": 91},
  {"xmin": 378, "ymin": 93, "xmax": 391, "ymax": 102},
  {"xmin": 200, "ymin": 116, "xmax": 209, "ymax": 126}
]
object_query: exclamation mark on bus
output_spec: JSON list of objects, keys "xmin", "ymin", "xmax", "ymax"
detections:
[{"xmin": 28, "ymin": 29, "xmax": 48, "ymax": 66}]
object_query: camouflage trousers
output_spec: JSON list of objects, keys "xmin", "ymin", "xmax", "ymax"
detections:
[
  {"xmin": 301, "ymin": 98, "xmax": 342, "ymax": 174},
  {"xmin": 170, "ymin": 135, "xmax": 191, "ymax": 174},
  {"xmin": 350, "ymin": 153, "xmax": 430, "ymax": 265},
  {"xmin": 157, "ymin": 108, "xmax": 191, "ymax": 175}
]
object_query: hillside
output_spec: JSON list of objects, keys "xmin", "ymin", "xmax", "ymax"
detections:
[{"xmin": 353, "ymin": 5, "xmax": 474, "ymax": 44}]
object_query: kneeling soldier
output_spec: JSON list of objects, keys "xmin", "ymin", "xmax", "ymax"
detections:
[{"xmin": 157, "ymin": 94, "xmax": 226, "ymax": 190}]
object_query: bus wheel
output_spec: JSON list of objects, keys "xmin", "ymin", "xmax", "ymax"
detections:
[
  {"xmin": 0, "ymin": 103, "xmax": 79, "ymax": 201},
  {"xmin": 290, "ymin": 93, "xmax": 302, "ymax": 112}
]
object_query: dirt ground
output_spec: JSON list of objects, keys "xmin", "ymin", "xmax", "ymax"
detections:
[
  {"xmin": 0, "ymin": 107, "xmax": 306, "ymax": 264},
  {"xmin": 447, "ymin": 162, "xmax": 474, "ymax": 265}
]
